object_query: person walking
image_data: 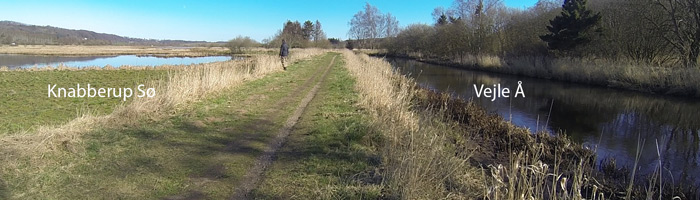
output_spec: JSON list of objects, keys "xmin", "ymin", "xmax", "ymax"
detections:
[{"xmin": 279, "ymin": 39, "xmax": 289, "ymax": 70}]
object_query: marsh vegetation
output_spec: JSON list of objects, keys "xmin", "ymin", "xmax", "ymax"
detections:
[{"xmin": 349, "ymin": 0, "xmax": 700, "ymax": 97}]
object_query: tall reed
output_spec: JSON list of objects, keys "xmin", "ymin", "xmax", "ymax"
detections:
[
  {"xmin": 343, "ymin": 50, "xmax": 622, "ymax": 199},
  {"xmin": 342, "ymin": 50, "xmax": 485, "ymax": 199}
]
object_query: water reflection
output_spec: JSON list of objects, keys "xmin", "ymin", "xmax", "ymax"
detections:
[
  {"xmin": 0, "ymin": 54, "xmax": 233, "ymax": 69},
  {"xmin": 386, "ymin": 57, "xmax": 700, "ymax": 186}
]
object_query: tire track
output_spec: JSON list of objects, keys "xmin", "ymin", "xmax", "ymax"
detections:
[
  {"xmin": 224, "ymin": 55, "xmax": 328, "ymax": 152},
  {"xmin": 230, "ymin": 55, "xmax": 337, "ymax": 200}
]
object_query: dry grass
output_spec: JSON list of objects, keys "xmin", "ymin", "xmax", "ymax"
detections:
[
  {"xmin": 0, "ymin": 45, "xmax": 229, "ymax": 57},
  {"xmin": 485, "ymin": 143, "xmax": 601, "ymax": 200},
  {"xmin": 451, "ymin": 54, "xmax": 504, "ymax": 68},
  {"xmin": 342, "ymin": 50, "xmax": 485, "ymax": 199},
  {"xmin": 342, "ymin": 50, "xmax": 632, "ymax": 199},
  {"xmin": 355, "ymin": 49, "xmax": 387, "ymax": 55},
  {"xmin": 0, "ymin": 48, "xmax": 325, "ymax": 198},
  {"xmin": 505, "ymin": 56, "xmax": 700, "ymax": 95},
  {"xmin": 417, "ymin": 54, "xmax": 700, "ymax": 97},
  {"xmin": 416, "ymin": 90, "xmax": 615, "ymax": 200}
]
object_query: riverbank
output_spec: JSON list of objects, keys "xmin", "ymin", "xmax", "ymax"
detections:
[
  {"xmin": 344, "ymin": 51, "xmax": 697, "ymax": 199},
  {"xmin": 417, "ymin": 89, "xmax": 698, "ymax": 199},
  {"xmin": 372, "ymin": 52, "xmax": 700, "ymax": 98},
  {"xmin": 386, "ymin": 55, "xmax": 700, "ymax": 187},
  {"xmin": 0, "ymin": 45, "xmax": 229, "ymax": 57}
]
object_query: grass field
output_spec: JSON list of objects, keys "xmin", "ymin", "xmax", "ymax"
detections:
[
  {"xmin": 0, "ymin": 52, "xmax": 328, "ymax": 199},
  {"xmin": 0, "ymin": 69, "xmax": 168, "ymax": 134}
]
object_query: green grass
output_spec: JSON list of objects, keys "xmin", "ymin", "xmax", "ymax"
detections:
[
  {"xmin": 0, "ymin": 69, "xmax": 168, "ymax": 134},
  {"xmin": 0, "ymin": 53, "xmax": 339, "ymax": 199},
  {"xmin": 251, "ymin": 56, "xmax": 383, "ymax": 199}
]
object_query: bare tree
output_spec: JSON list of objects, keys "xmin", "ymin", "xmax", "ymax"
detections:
[
  {"xmin": 348, "ymin": 2, "xmax": 399, "ymax": 48},
  {"xmin": 383, "ymin": 13, "xmax": 400, "ymax": 37},
  {"xmin": 653, "ymin": 0, "xmax": 700, "ymax": 67},
  {"xmin": 443, "ymin": 0, "xmax": 505, "ymax": 54},
  {"xmin": 392, "ymin": 24, "xmax": 434, "ymax": 56},
  {"xmin": 312, "ymin": 20, "xmax": 331, "ymax": 48},
  {"xmin": 590, "ymin": 0, "xmax": 673, "ymax": 64},
  {"xmin": 501, "ymin": 0, "xmax": 558, "ymax": 56},
  {"xmin": 349, "ymin": 3, "xmax": 381, "ymax": 40},
  {"xmin": 313, "ymin": 20, "xmax": 326, "ymax": 42},
  {"xmin": 432, "ymin": 7, "xmax": 448, "ymax": 24}
]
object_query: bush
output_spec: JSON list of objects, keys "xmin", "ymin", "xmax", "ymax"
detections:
[{"xmin": 226, "ymin": 36, "xmax": 259, "ymax": 54}]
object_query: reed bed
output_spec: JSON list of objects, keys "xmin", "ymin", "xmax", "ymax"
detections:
[
  {"xmin": 341, "ymin": 50, "xmax": 625, "ymax": 199},
  {"xmin": 419, "ymin": 54, "xmax": 700, "ymax": 97},
  {"xmin": 342, "ymin": 50, "xmax": 484, "ymax": 198}
]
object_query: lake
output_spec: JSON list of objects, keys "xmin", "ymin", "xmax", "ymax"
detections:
[
  {"xmin": 386, "ymin": 57, "xmax": 700, "ymax": 186},
  {"xmin": 0, "ymin": 54, "xmax": 234, "ymax": 69}
]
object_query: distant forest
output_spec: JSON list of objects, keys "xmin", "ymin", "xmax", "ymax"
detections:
[{"xmin": 0, "ymin": 21, "xmax": 211, "ymax": 46}]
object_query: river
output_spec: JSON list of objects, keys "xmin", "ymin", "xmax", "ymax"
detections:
[{"xmin": 385, "ymin": 57, "xmax": 700, "ymax": 186}]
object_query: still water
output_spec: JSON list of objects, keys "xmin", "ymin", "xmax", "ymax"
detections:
[
  {"xmin": 386, "ymin": 57, "xmax": 700, "ymax": 186},
  {"xmin": 0, "ymin": 54, "xmax": 233, "ymax": 69}
]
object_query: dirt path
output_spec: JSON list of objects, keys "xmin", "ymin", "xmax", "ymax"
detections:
[{"xmin": 230, "ymin": 55, "xmax": 337, "ymax": 199}]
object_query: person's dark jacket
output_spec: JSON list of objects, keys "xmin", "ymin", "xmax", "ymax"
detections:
[{"xmin": 280, "ymin": 42, "xmax": 289, "ymax": 57}]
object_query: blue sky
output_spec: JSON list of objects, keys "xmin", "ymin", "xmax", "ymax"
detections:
[{"xmin": 0, "ymin": 0, "xmax": 540, "ymax": 42}]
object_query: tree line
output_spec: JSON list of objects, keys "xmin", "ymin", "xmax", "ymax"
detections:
[
  {"xmin": 269, "ymin": 20, "xmax": 329, "ymax": 48},
  {"xmin": 228, "ymin": 19, "xmax": 347, "ymax": 53},
  {"xmin": 353, "ymin": 0, "xmax": 700, "ymax": 68}
]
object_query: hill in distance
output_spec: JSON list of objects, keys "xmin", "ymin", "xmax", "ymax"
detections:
[{"xmin": 0, "ymin": 21, "xmax": 214, "ymax": 46}]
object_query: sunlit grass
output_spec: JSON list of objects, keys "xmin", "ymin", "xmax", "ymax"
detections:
[
  {"xmin": 252, "ymin": 55, "xmax": 384, "ymax": 199},
  {"xmin": 343, "ymin": 50, "xmax": 485, "ymax": 198},
  {"xmin": 0, "ymin": 69, "xmax": 168, "ymax": 134},
  {"xmin": 0, "ymin": 48, "xmax": 325, "ymax": 199}
]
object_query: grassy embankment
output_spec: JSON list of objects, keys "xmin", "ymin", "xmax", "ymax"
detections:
[
  {"xmin": 0, "ymin": 48, "xmax": 323, "ymax": 199},
  {"xmin": 375, "ymin": 50, "xmax": 700, "ymax": 98},
  {"xmin": 0, "ymin": 45, "xmax": 229, "ymax": 58},
  {"xmin": 338, "ymin": 50, "xmax": 694, "ymax": 199}
]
